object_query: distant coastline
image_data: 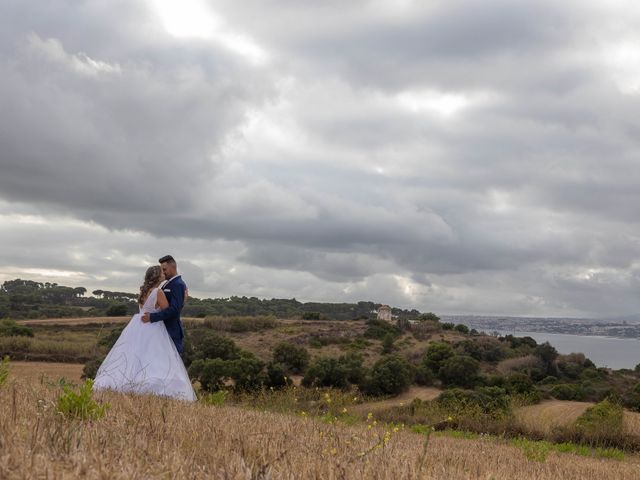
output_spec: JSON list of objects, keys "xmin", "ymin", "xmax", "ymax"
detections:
[{"xmin": 443, "ymin": 315, "xmax": 640, "ymax": 340}]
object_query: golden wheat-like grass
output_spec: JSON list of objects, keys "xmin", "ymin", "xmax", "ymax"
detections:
[
  {"xmin": 515, "ymin": 400, "xmax": 640, "ymax": 438},
  {"xmin": 9, "ymin": 362, "xmax": 84, "ymax": 382},
  {"xmin": 515, "ymin": 400, "xmax": 594, "ymax": 435},
  {"xmin": 1, "ymin": 375, "xmax": 640, "ymax": 480}
]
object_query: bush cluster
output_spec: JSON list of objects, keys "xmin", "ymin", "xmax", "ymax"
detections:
[
  {"xmin": 0, "ymin": 319, "xmax": 33, "ymax": 338},
  {"xmin": 272, "ymin": 342, "xmax": 310, "ymax": 374},
  {"xmin": 105, "ymin": 304, "xmax": 128, "ymax": 317},
  {"xmin": 186, "ymin": 332, "xmax": 306, "ymax": 393},
  {"xmin": 200, "ymin": 315, "xmax": 278, "ymax": 332},
  {"xmin": 364, "ymin": 320, "xmax": 400, "ymax": 340}
]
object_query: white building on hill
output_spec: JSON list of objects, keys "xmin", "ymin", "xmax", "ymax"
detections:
[{"xmin": 377, "ymin": 304, "xmax": 392, "ymax": 323}]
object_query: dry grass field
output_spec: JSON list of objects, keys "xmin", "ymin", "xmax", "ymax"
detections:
[
  {"xmin": 8, "ymin": 361, "xmax": 84, "ymax": 382},
  {"xmin": 515, "ymin": 400, "xmax": 640, "ymax": 437},
  {"xmin": 17, "ymin": 316, "xmax": 132, "ymax": 326},
  {"xmin": 1, "ymin": 372, "xmax": 640, "ymax": 479},
  {"xmin": 352, "ymin": 386, "xmax": 441, "ymax": 416}
]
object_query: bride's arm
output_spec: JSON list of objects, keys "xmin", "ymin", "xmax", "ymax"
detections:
[{"xmin": 156, "ymin": 289, "xmax": 169, "ymax": 309}]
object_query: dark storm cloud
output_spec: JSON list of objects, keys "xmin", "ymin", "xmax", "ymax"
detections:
[{"xmin": 2, "ymin": 0, "xmax": 640, "ymax": 316}]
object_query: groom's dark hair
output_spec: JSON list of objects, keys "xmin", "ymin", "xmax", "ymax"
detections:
[{"xmin": 159, "ymin": 254, "xmax": 176, "ymax": 265}]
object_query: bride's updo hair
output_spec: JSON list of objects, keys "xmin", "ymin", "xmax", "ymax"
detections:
[{"xmin": 138, "ymin": 265, "xmax": 162, "ymax": 305}]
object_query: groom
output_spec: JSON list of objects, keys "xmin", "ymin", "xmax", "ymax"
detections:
[{"xmin": 141, "ymin": 255, "xmax": 187, "ymax": 354}]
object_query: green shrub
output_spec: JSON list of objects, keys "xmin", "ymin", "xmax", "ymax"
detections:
[
  {"xmin": 0, "ymin": 356, "xmax": 9, "ymax": 387},
  {"xmin": 539, "ymin": 375, "xmax": 559, "ymax": 385},
  {"xmin": 188, "ymin": 358, "xmax": 230, "ymax": 392},
  {"xmin": 501, "ymin": 335, "xmax": 537, "ymax": 349},
  {"xmin": 417, "ymin": 312, "xmax": 440, "ymax": 322},
  {"xmin": 272, "ymin": 342, "xmax": 310, "ymax": 374},
  {"xmin": 557, "ymin": 353, "xmax": 587, "ymax": 379},
  {"xmin": 529, "ymin": 368, "xmax": 546, "ymax": 382},
  {"xmin": 484, "ymin": 374, "xmax": 506, "ymax": 388},
  {"xmin": 348, "ymin": 337, "xmax": 371, "ymax": 351},
  {"xmin": 364, "ymin": 319, "xmax": 400, "ymax": 340},
  {"xmin": 81, "ymin": 356, "xmax": 104, "ymax": 379},
  {"xmin": 454, "ymin": 324, "xmax": 469, "ymax": 334},
  {"xmin": 97, "ymin": 326, "xmax": 124, "ymax": 349},
  {"xmin": 437, "ymin": 387, "xmax": 511, "ymax": 416},
  {"xmin": 456, "ymin": 339, "xmax": 505, "ymax": 363},
  {"xmin": 438, "ymin": 355, "xmax": 480, "ymax": 388},
  {"xmin": 566, "ymin": 399, "xmax": 626, "ymax": 448},
  {"xmin": 201, "ymin": 315, "xmax": 278, "ymax": 332},
  {"xmin": 440, "ymin": 322, "xmax": 455, "ymax": 330},
  {"xmin": 189, "ymin": 331, "xmax": 241, "ymax": 362},
  {"xmin": 200, "ymin": 390, "xmax": 227, "ymax": 406},
  {"xmin": 105, "ymin": 304, "xmax": 128, "ymax": 317},
  {"xmin": 622, "ymin": 382, "xmax": 640, "ymax": 411},
  {"xmin": 302, "ymin": 357, "xmax": 349, "ymax": 389},
  {"xmin": 505, "ymin": 373, "xmax": 535, "ymax": 395},
  {"xmin": 228, "ymin": 353, "xmax": 266, "ymax": 391},
  {"xmin": 550, "ymin": 383, "xmax": 585, "ymax": 401},
  {"xmin": 423, "ymin": 342, "xmax": 455, "ymax": 372},
  {"xmin": 302, "ymin": 312, "xmax": 321, "ymax": 320},
  {"xmin": 415, "ymin": 363, "xmax": 435, "ymax": 386},
  {"xmin": 0, "ymin": 319, "xmax": 33, "ymax": 337},
  {"xmin": 534, "ymin": 342, "xmax": 558, "ymax": 374},
  {"xmin": 381, "ymin": 333, "xmax": 395, "ymax": 354},
  {"xmin": 339, "ymin": 352, "xmax": 366, "ymax": 384},
  {"xmin": 308, "ymin": 335, "xmax": 351, "ymax": 348},
  {"xmin": 265, "ymin": 362, "xmax": 292, "ymax": 389},
  {"xmin": 56, "ymin": 379, "xmax": 108, "ymax": 420},
  {"xmin": 456, "ymin": 340, "xmax": 481, "ymax": 360},
  {"xmin": 363, "ymin": 355, "xmax": 413, "ymax": 396}
]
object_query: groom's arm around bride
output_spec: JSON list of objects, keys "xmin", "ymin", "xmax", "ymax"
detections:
[{"xmin": 141, "ymin": 255, "xmax": 188, "ymax": 354}]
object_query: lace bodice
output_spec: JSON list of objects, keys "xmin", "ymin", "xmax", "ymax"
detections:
[{"xmin": 139, "ymin": 287, "xmax": 161, "ymax": 314}]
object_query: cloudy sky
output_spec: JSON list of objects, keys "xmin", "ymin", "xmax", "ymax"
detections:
[{"xmin": 2, "ymin": 0, "xmax": 640, "ymax": 317}]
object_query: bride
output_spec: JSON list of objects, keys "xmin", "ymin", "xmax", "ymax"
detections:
[{"xmin": 93, "ymin": 266, "xmax": 196, "ymax": 401}]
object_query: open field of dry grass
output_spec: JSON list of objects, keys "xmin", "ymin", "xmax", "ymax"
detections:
[
  {"xmin": 2, "ymin": 375, "xmax": 640, "ymax": 479},
  {"xmin": 14, "ymin": 316, "xmax": 471, "ymax": 371},
  {"xmin": 515, "ymin": 400, "xmax": 640, "ymax": 437},
  {"xmin": 18, "ymin": 316, "xmax": 203, "ymax": 326},
  {"xmin": 8, "ymin": 361, "xmax": 84, "ymax": 382},
  {"xmin": 17, "ymin": 316, "xmax": 131, "ymax": 326},
  {"xmin": 352, "ymin": 386, "xmax": 441, "ymax": 416}
]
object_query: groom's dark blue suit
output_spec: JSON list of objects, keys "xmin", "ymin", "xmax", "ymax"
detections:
[{"xmin": 149, "ymin": 275, "xmax": 187, "ymax": 353}]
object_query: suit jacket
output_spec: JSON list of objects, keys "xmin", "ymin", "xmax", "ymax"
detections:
[{"xmin": 149, "ymin": 275, "xmax": 187, "ymax": 353}]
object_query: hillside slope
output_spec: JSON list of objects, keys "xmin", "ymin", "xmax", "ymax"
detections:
[{"xmin": 2, "ymin": 375, "xmax": 640, "ymax": 479}]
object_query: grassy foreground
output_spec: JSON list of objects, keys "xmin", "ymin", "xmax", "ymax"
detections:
[{"xmin": 1, "ymin": 375, "xmax": 640, "ymax": 479}]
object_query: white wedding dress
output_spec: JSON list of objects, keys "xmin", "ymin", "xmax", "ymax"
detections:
[{"xmin": 93, "ymin": 287, "xmax": 196, "ymax": 401}]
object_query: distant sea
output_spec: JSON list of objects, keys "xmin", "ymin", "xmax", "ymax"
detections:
[{"xmin": 497, "ymin": 331, "xmax": 640, "ymax": 370}]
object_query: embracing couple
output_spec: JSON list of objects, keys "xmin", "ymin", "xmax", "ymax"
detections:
[{"xmin": 93, "ymin": 255, "xmax": 196, "ymax": 401}]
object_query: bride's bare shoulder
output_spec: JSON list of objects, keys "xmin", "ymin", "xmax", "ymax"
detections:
[{"xmin": 156, "ymin": 288, "xmax": 169, "ymax": 309}]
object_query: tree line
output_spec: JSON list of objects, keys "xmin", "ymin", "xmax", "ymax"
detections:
[{"xmin": 0, "ymin": 278, "xmax": 422, "ymax": 320}]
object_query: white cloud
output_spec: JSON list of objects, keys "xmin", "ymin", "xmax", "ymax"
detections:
[{"xmin": 26, "ymin": 33, "xmax": 121, "ymax": 76}]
